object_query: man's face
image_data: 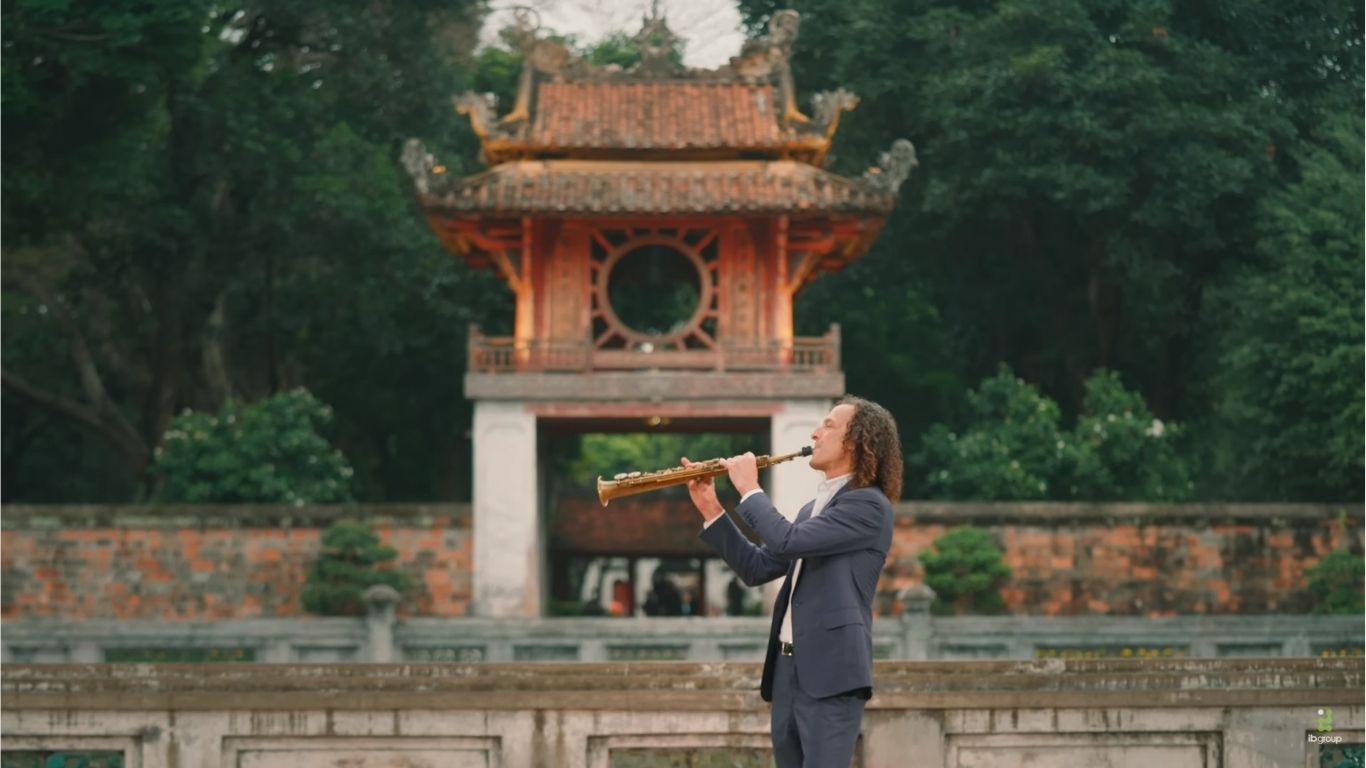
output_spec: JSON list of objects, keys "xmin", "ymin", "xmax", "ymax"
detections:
[{"xmin": 809, "ymin": 403, "xmax": 855, "ymax": 474}]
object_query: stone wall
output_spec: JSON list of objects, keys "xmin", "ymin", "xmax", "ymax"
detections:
[
  {"xmin": 2, "ymin": 502, "xmax": 1358, "ymax": 620},
  {"xmin": 882, "ymin": 502, "xmax": 1360, "ymax": 615},
  {"xmin": 0, "ymin": 505, "xmax": 472, "ymax": 620},
  {"xmin": 2, "ymin": 659, "xmax": 1361, "ymax": 767}
]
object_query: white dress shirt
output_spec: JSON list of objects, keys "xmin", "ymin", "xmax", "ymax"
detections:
[{"xmin": 777, "ymin": 473, "xmax": 851, "ymax": 645}]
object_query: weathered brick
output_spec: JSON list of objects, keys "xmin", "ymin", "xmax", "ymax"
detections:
[{"xmin": 1, "ymin": 503, "xmax": 1358, "ymax": 619}]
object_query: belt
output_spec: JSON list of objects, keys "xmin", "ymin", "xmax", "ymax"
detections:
[{"xmin": 779, "ymin": 641, "xmax": 794, "ymax": 656}]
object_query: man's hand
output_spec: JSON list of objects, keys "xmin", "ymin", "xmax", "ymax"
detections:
[
  {"xmin": 681, "ymin": 457, "xmax": 725, "ymax": 523},
  {"xmin": 721, "ymin": 452, "xmax": 760, "ymax": 497}
]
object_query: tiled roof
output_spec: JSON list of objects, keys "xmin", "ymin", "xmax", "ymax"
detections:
[
  {"xmin": 425, "ymin": 160, "xmax": 896, "ymax": 215},
  {"xmin": 523, "ymin": 82, "xmax": 788, "ymax": 150}
]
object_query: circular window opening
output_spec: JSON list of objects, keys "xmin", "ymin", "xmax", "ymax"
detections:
[{"xmin": 607, "ymin": 243, "xmax": 702, "ymax": 337}]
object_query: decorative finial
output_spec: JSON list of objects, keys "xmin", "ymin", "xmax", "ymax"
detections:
[
  {"xmin": 454, "ymin": 92, "xmax": 502, "ymax": 140},
  {"xmin": 401, "ymin": 139, "xmax": 436, "ymax": 195},
  {"xmin": 862, "ymin": 139, "xmax": 919, "ymax": 194},
  {"xmin": 633, "ymin": 5, "xmax": 681, "ymax": 77},
  {"xmin": 768, "ymin": 10, "xmax": 800, "ymax": 53},
  {"xmin": 811, "ymin": 89, "xmax": 860, "ymax": 139}
]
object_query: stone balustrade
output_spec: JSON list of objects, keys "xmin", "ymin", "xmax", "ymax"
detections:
[
  {"xmin": 2, "ymin": 658, "xmax": 1361, "ymax": 766},
  {"xmin": 4, "ymin": 607, "xmax": 1361, "ymax": 665}
]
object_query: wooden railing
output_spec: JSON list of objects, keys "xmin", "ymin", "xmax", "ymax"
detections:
[{"xmin": 467, "ymin": 325, "xmax": 841, "ymax": 373}]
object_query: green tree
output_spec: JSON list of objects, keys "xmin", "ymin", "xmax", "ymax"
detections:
[
  {"xmin": 469, "ymin": 45, "xmax": 522, "ymax": 109},
  {"xmin": 1196, "ymin": 113, "xmax": 1365, "ymax": 501},
  {"xmin": 918, "ymin": 526, "xmax": 1012, "ymax": 615},
  {"xmin": 914, "ymin": 367, "xmax": 1066, "ymax": 500},
  {"xmin": 737, "ymin": 0, "xmax": 1366, "ymax": 489},
  {"xmin": 1067, "ymin": 370, "xmax": 1191, "ymax": 501},
  {"xmin": 149, "ymin": 389, "xmax": 353, "ymax": 504},
  {"xmin": 582, "ymin": 31, "xmax": 686, "ymax": 69},
  {"xmin": 302, "ymin": 520, "xmax": 410, "ymax": 616},
  {"xmin": 742, "ymin": 0, "xmax": 1291, "ymax": 413},
  {"xmin": 1, "ymin": 0, "xmax": 503, "ymax": 501},
  {"xmin": 1305, "ymin": 549, "xmax": 1366, "ymax": 615},
  {"xmin": 561, "ymin": 433, "xmax": 753, "ymax": 497},
  {"xmin": 915, "ymin": 367, "xmax": 1190, "ymax": 501}
]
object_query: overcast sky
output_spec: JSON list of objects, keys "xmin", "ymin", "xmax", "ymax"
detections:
[{"xmin": 478, "ymin": 0, "xmax": 749, "ymax": 69}]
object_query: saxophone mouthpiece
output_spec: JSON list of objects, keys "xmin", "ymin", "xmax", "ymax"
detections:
[{"xmin": 800, "ymin": 445, "xmax": 813, "ymax": 456}]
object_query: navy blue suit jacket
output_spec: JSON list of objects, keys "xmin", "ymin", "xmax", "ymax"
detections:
[{"xmin": 699, "ymin": 484, "xmax": 893, "ymax": 701}]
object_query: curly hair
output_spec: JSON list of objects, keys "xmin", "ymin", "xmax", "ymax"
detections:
[{"xmin": 838, "ymin": 395, "xmax": 903, "ymax": 500}]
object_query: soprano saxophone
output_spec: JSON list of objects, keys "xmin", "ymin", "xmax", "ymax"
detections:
[{"xmin": 597, "ymin": 446, "xmax": 813, "ymax": 506}]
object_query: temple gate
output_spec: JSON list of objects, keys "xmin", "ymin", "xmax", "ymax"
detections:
[{"xmin": 403, "ymin": 9, "xmax": 915, "ymax": 618}]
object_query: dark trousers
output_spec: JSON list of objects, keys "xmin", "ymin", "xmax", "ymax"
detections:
[{"xmin": 770, "ymin": 654, "xmax": 865, "ymax": 767}]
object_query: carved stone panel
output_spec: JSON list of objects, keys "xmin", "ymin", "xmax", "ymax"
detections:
[
  {"xmin": 946, "ymin": 732, "xmax": 1221, "ymax": 768},
  {"xmin": 227, "ymin": 737, "xmax": 499, "ymax": 768}
]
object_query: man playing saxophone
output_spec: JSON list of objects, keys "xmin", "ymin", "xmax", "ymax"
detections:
[{"xmin": 681, "ymin": 395, "xmax": 902, "ymax": 768}]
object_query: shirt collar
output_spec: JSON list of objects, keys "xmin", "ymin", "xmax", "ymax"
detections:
[{"xmin": 818, "ymin": 473, "xmax": 854, "ymax": 494}]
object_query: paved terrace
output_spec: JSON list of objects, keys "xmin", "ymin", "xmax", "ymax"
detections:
[{"xmin": 3, "ymin": 658, "xmax": 1361, "ymax": 766}]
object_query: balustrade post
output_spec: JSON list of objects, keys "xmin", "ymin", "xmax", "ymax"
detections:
[
  {"xmin": 899, "ymin": 583, "xmax": 937, "ymax": 660},
  {"xmin": 467, "ymin": 324, "xmax": 482, "ymax": 372},
  {"xmin": 364, "ymin": 584, "xmax": 401, "ymax": 663}
]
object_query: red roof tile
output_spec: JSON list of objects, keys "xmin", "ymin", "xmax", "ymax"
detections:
[
  {"xmin": 523, "ymin": 82, "xmax": 788, "ymax": 151},
  {"xmin": 425, "ymin": 160, "xmax": 895, "ymax": 215}
]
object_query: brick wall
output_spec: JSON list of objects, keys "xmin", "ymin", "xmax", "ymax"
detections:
[
  {"xmin": 882, "ymin": 503, "xmax": 1360, "ymax": 616},
  {"xmin": 2, "ymin": 502, "xmax": 1358, "ymax": 620},
  {"xmin": 0, "ymin": 506, "xmax": 471, "ymax": 621},
  {"xmin": 553, "ymin": 496, "xmax": 714, "ymax": 556}
]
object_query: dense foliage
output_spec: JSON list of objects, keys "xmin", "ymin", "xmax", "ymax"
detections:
[
  {"xmin": 747, "ymin": 0, "xmax": 1362, "ymax": 501},
  {"xmin": 1, "ymin": 0, "xmax": 506, "ymax": 503},
  {"xmin": 302, "ymin": 520, "xmax": 410, "ymax": 616},
  {"xmin": 2, "ymin": 0, "xmax": 1361, "ymax": 504},
  {"xmin": 918, "ymin": 526, "xmax": 1012, "ymax": 615},
  {"xmin": 915, "ymin": 368, "xmax": 1189, "ymax": 501},
  {"xmin": 1067, "ymin": 370, "xmax": 1191, "ymax": 501},
  {"xmin": 914, "ymin": 368, "xmax": 1067, "ymax": 501},
  {"xmin": 1197, "ymin": 113, "xmax": 1365, "ymax": 501},
  {"xmin": 149, "ymin": 389, "xmax": 353, "ymax": 504},
  {"xmin": 1305, "ymin": 549, "xmax": 1365, "ymax": 615}
]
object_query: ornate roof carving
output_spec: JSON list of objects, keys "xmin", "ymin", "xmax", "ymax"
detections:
[
  {"xmin": 403, "ymin": 10, "xmax": 917, "ymax": 221},
  {"xmin": 861, "ymin": 139, "xmax": 919, "ymax": 194},
  {"xmin": 811, "ymin": 89, "xmax": 860, "ymax": 141},
  {"xmin": 453, "ymin": 92, "xmax": 500, "ymax": 142},
  {"xmin": 633, "ymin": 8, "xmax": 682, "ymax": 79},
  {"xmin": 451, "ymin": 9, "xmax": 857, "ymax": 162},
  {"xmin": 400, "ymin": 139, "xmax": 439, "ymax": 195},
  {"xmin": 414, "ymin": 159, "xmax": 900, "ymax": 216}
]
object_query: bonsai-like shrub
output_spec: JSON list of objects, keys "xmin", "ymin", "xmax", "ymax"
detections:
[{"xmin": 918, "ymin": 526, "xmax": 1012, "ymax": 616}]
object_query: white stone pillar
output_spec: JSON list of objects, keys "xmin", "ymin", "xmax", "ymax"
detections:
[
  {"xmin": 472, "ymin": 400, "xmax": 541, "ymax": 618},
  {"xmin": 763, "ymin": 399, "xmax": 832, "ymax": 611}
]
